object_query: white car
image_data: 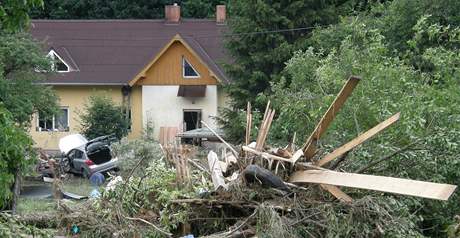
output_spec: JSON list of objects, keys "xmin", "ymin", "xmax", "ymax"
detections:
[{"xmin": 59, "ymin": 134, "xmax": 119, "ymax": 178}]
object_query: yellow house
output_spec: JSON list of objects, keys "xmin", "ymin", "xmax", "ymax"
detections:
[{"xmin": 30, "ymin": 5, "xmax": 230, "ymax": 151}]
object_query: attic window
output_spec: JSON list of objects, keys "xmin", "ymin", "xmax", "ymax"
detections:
[
  {"xmin": 47, "ymin": 50, "xmax": 70, "ymax": 73},
  {"xmin": 182, "ymin": 57, "xmax": 200, "ymax": 78}
]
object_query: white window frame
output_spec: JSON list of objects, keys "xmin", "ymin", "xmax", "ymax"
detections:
[
  {"xmin": 36, "ymin": 107, "xmax": 70, "ymax": 132},
  {"xmin": 182, "ymin": 56, "xmax": 200, "ymax": 79},
  {"xmin": 47, "ymin": 49, "xmax": 71, "ymax": 73}
]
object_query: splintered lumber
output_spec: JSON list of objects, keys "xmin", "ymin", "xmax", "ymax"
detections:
[
  {"xmin": 201, "ymin": 121, "xmax": 239, "ymax": 157},
  {"xmin": 260, "ymin": 109, "xmax": 275, "ymax": 149},
  {"xmin": 320, "ymin": 184, "xmax": 353, "ymax": 203},
  {"xmin": 303, "ymin": 76, "xmax": 361, "ymax": 159},
  {"xmin": 290, "ymin": 170, "xmax": 457, "ymax": 200},
  {"xmin": 208, "ymin": 151, "xmax": 228, "ymax": 190},
  {"xmin": 159, "ymin": 127, "xmax": 178, "ymax": 145},
  {"xmin": 256, "ymin": 101, "xmax": 275, "ymax": 150},
  {"xmin": 291, "ymin": 149, "xmax": 304, "ymax": 164},
  {"xmin": 245, "ymin": 102, "xmax": 252, "ymax": 146},
  {"xmin": 242, "ymin": 146, "xmax": 293, "ymax": 163},
  {"xmin": 316, "ymin": 112, "xmax": 401, "ymax": 167}
]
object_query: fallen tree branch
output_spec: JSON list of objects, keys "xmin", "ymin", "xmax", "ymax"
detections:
[
  {"xmin": 123, "ymin": 216, "xmax": 172, "ymax": 237},
  {"xmin": 354, "ymin": 140, "xmax": 421, "ymax": 174},
  {"xmin": 225, "ymin": 209, "xmax": 257, "ymax": 237}
]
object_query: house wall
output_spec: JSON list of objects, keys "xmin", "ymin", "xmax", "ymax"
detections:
[
  {"xmin": 138, "ymin": 41, "xmax": 218, "ymax": 85},
  {"xmin": 29, "ymin": 85, "xmax": 143, "ymax": 150},
  {"xmin": 142, "ymin": 85, "xmax": 218, "ymax": 139}
]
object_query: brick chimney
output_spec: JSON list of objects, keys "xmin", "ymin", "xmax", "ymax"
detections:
[
  {"xmin": 216, "ymin": 5, "xmax": 226, "ymax": 24},
  {"xmin": 165, "ymin": 3, "xmax": 180, "ymax": 23}
]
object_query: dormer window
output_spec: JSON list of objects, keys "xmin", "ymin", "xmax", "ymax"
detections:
[
  {"xmin": 47, "ymin": 49, "xmax": 70, "ymax": 73},
  {"xmin": 182, "ymin": 57, "xmax": 200, "ymax": 78}
]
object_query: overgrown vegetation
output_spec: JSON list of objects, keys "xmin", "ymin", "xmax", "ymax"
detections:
[
  {"xmin": 79, "ymin": 94, "xmax": 130, "ymax": 140},
  {"xmin": 221, "ymin": 1, "xmax": 460, "ymax": 236},
  {"xmin": 30, "ymin": 0, "xmax": 227, "ymax": 19},
  {"xmin": 0, "ymin": 3, "xmax": 58, "ymax": 211}
]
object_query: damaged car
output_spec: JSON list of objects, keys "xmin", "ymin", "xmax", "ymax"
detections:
[{"xmin": 59, "ymin": 134, "xmax": 119, "ymax": 178}]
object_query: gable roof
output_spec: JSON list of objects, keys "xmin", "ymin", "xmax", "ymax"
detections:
[
  {"xmin": 129, "ymin": 34, "xmax": 224, "ymax": 86},
  {"xmin": 30, "ymin": 19, "xmax": 230, "ymax": 85}
]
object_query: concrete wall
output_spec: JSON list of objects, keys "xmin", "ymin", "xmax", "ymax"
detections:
[
  {"xmin": 29, "ymin": 85, "xmax": 143, "ymax": 150},
  {"xmin": 142, "ymin": 85, "xmax": 218, "ymax": 139}
]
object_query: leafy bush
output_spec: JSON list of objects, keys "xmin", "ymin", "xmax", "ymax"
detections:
[
  {"xmin": 0, "ymin": 105, "xmax": 34, "ymax": 210},
  {"xmin": 79, "ymin": 94, "xmax": 130, "ymax": 140}
]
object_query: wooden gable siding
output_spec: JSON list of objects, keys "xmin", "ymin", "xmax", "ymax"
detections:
[{"xmin": 138, "ymin": 41, "xmax": 218, "ymax": 85}]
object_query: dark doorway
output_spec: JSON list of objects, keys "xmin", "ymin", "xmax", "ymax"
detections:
[
  {"xmin": 183, "ymin": 109, "xmax": 201, "ymax": 131},
  {"xmin": 183, "ymin": 110, "xmax": 201, "ymax": 144}
]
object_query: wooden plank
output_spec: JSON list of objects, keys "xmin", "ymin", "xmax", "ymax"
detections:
[
  {"xmin": 320, "ymin": 184, "xmax": 353, "ymax": 203},
  {"xmin": 201, "ymin": 121, "xmax": 239, "ymax": 157},
  {"xmin": 303, "ymin": 76, "xmax": 361, "ymax": 159},
  {"xmin": 258, "ymin": 109, "xmax": 275, "ymax": 150},
  {"xmin": 242, "ymin": 146, "xmax": 293, "ymax": 163},
  {"xmin": 316, "ymin": 112, "xmax": 400, "ymax": 167},
  {"xmin": 291, "ymin": 149, "xmax": 304, "ymax": 164},
  {"xmin": 207, "ymin": 151, "xmax": 228, "ymax": 190},
  {"xmin": 245, "ymin": 102, "xmax": 252, "ymax": 146},
  {"xmin": 290, "ymin": 170, "xmax": 457, "ymax": 200}
]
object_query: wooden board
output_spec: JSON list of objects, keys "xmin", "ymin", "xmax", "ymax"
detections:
[
  {"xmin": 159, "ymin": 127, "xmax": 178, "ymax": 145},
  {"xmin": 290, "ymin": 170, "xmax": 457, "ymax": 200},
  {"xmin": 320, "ymin": 184, "xmax": 353, "ymax": 203},
  {"xmin": 242, "ymin": 146, "xmax": 292, "ymax": 163},
  {"xmin": 207, "ymin": 151, "xmax": 228, "ymax": 190},
  {"xmin": 303, "ymin": 76, "xmax": 361, "ymax": 159},
  {"xmin": 316, "ymin": 112, "xmax": 400, "ymax": 167}
]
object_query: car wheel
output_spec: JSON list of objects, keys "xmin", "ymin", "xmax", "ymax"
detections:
[{"xmin": 82, "ymin": 168, "xmax": 90, "ymax": 179}]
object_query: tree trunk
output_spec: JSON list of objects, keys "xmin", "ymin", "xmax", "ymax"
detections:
[{"xmin": 11, "ymin": 169, "xmax": 21, "ymax": 214}]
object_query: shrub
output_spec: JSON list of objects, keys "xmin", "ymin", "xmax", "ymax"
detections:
[{"xmin": 80, "ymin": 94, "xmax": 130, "ymax": 140}]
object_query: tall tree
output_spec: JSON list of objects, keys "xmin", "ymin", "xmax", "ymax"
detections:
[
  {"xmin": 224, "ymin": 0, "xmax": 355, "ymax": 108},
  {"xmin": 0, "ymin": 0, "xmax": 59, "ymax": 212},
  {"xmin": 0, "ymin": 0, "xmax": 43, "ymax": 32},
  {"xmin": 30, "ymin": 0, "xmax": 227, "ymax": 19}
]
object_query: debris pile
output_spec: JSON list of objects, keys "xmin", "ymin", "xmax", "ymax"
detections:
[
  {"xmin": 13, "ymin": 76, "xmax": 457, "ymax": 237},
  {"xmin": 157, "ymin": 76, "xmax": 457, "ymax": 236}
]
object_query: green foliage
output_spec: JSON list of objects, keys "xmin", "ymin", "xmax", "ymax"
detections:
[
  {"xmin": 0, "ymin": 212, "xmax": 53, "ymax": 237},
  {"xmin": 0, "ymin": 0, "xmax": 43, "ymax": 32},
  {"xmin": 30, "ymin": 0, "xmax": 227, "ymax": 19},
  {"xmin": 87, "ymin": 141, "xmax": 190, "ymax": 236},
  {"xmin": 224, "ymin": 0, "xmax": 356, "ymax": 108},
  {"xmin": 0, "ymin": 105, "xmax": 34, "ymax": 210},
  {"xmin": 0, "ymin": 31, "xmax": 59, "ymax": 127},
  {"xmin": 447, "ymin": 216, "xmax": 460, "ymax": 238},
  {"xmin": 261, "ymin": 9, "xmax": 460, "ymax": 237},
  {"xmin": 79, "ymin": 94, "xmax": 130, "ymax": 140}
]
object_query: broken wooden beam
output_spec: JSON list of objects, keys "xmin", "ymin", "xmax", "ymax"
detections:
[
  {"xmin": 316, "ymin": 112, "xmax": 400, "ymax": 167},
  {"xmin": 290, "ymin": 170, "xmax": 457, "ymax": 200},
  {"xmin": 303, "ymin": 76, "xmax": 361, "ymax": 159},
  {"xmin": 208, "ymin": 151, "xmax": 228, "ymax": 191},
  {"xmin": 242, "ymin": 146, "xmax": 293, "ymax": 163}
]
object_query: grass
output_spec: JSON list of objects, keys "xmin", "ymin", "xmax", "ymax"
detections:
[
  {"xmin": 17, "ymin": 197, "xmax": 55, "ymax": 214},
  {"xmin": 18, "ymin": 175, "xmax": 95, "ymax": 214},
  {"xmin": 62, "ymin": 176, "xmax": 94, "ymax": 196}
]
